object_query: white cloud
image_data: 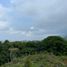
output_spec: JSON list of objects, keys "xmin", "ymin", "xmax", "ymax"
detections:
[
  {"xmin": 10, "ymin": 0, "xmax": 67, "ymax": 27},
  {"xmin": 6, "ymin": 27, "xmax": 20, "ymax": 34},
  {"xmin": 26, "ymin": 31, "xmax": 33, "ymax": 37},
  {"xmin": 0, "ymin": 21, "xmax": 9, "ymax": 30},
  {"xmin": 0, "ymin": 0, "xmax": 66, "ymax": 40},
  {"xmin": 0, "ymin": 4, "xmax": 6, "ymax": 18},
  {"xmin": 0, "ymin": 4, "xmax": 11, "ymax": 30},
  {"xmin": 5, "ymin": 27, "xmax": 33, "ymax": 37},
  {"xmin": 0, "ymin": 4, "xmax": 10, "ymax": 18},
  {"xmin": 30, "ymin": 26, "xmax": 34, "ymax": 30}
]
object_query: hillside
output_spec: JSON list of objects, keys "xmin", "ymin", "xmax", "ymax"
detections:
[
  {"xmin": 0, "ymin": 36, "xmax": 67, "ymax": 67},
  {"xmin": 1, "ymin": 52, "xmax": 67, "ymax": 67}
]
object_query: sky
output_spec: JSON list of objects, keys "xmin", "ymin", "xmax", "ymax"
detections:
[{"xmin": 0, "ymin": 0, "xmax": 67, "ymax": 41}]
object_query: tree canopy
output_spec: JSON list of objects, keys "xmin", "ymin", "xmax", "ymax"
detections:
[{"xmin": 0, "ymin": 36, "xmax": 67, "ymax": 65}]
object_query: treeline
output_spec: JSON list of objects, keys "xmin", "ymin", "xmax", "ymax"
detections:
[{"xmin": 0, "ymin": 36, "xmax": 67, "ymax": 65}]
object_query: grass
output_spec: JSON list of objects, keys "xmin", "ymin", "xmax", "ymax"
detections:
[{"xmin": 1, "ymin": 52, "xmax": 67, "ymax": 67}]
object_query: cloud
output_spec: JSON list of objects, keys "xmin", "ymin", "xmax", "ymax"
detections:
[
  {"xmin": 25, "ymin": 31, "xmax": 33, "ymax": 37},
  {"xmin": 30, "ymin": 26, "xmax": 35, "ymax": 30},
  {"xmin": 0, "ymin": 21, "xmax": 9, "ymax": 30},
  {"xmin": 0, "ymin": 0, "xmax": 67, "ymax": 40},
  {"xmin": 4, "ymin": 27, "xmax": 33, "ymax": 37},
  {"xmin": 10, "ymin": 0, "xmax": 67, "ymax": 30},
  {"xmin": 0, "ymin": 4, "xmax": 10, "ymax": 30}
]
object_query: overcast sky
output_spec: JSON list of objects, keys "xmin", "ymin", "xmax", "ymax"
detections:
[{"xmin": 0, "ymin": 0, "xmax": 67, "ymax": 41}]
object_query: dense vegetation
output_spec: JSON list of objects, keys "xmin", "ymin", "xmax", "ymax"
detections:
[
  {"xmin": 1, "ymin": 52, "xmax": 67, "ymax": 67},
  {"xmin": 0, "ymin": 36, "xmax": 67, "ymax": 65}
]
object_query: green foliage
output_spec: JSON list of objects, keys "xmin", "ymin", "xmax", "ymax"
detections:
[
  {"xmin": 0, "ymin": 36, "xmax": 67, "ymax": 65},
  {"xmin": 1, "ymin": 53, "xmax": 67, "ymax": 67},
  {"xmin": 24, "ymin": 56, "xmax": 32, "ymax": 67},
  {"xmin": 0, "ymin": 40, "xmax": 10, "ymax": 65},
  {"xmin": 42, "ymin": 36, "xmax": 67, "ymax": 55}
]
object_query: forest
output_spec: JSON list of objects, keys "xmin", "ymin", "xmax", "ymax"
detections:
[{"xmin": 0, "ymin": 36, "xmax": 67, "ymax": 65}]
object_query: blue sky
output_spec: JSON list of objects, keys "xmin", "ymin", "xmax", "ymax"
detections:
[{"xmin": 0, "ymin": 0, "xmax": 67, "ymax": 41}]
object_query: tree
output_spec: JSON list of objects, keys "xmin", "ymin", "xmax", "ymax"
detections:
[{"xmin": 42, "ymin": 36, "xmax": 66, "ymax": 55}]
